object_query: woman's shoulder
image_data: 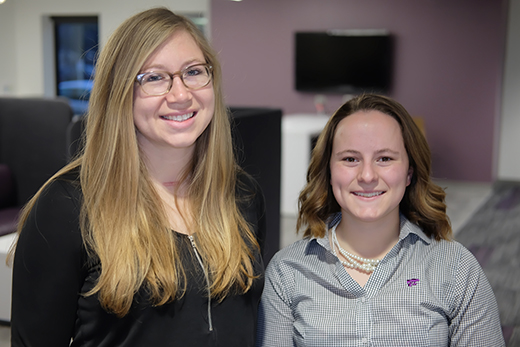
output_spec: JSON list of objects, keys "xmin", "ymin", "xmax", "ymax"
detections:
[
  {"xmin": 236, "ymin": 169, "xmax": 261, "ymax": 195},
  {"xmin": 267, "ymin": 238, "xmax": 314, "ymax": 270},
  {"xmin": 41, "ymin": 167, "xmax": 82, "ymax": 200},
  {"xmin": 25, "ymin": 167, "xmax": 83, "ymax": 225},
  {"xmin": 17, "ymin": 166, "xmax": 84, "ymax": 262},
  {"xmin": 263, "ymin": 238, "xmax": 320, "ymax": 292},
  {"xmin": 427, "ymin": 238, "xmax": 476, "ymax": 260},
  {"xmin": 235, "ymin": 169, "xmax": 265, "ymax": 215},
  {"xmin": 403, "ymin": 217, "xmax": 477, "ymax": 266},
  {"xmin": 416, "ymin": 237, "xmax": 486, "ymax": 284},
  {"xmin": 56, "ymin": 166, "xmax": 80, "ymax": 182}
]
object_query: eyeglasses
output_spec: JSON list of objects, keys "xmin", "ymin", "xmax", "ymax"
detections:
[{"xmin": 136, "ymin": 63, "xmax": 213, "ymax": 96}]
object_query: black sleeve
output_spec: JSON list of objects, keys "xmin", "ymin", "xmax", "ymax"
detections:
[{"xmin": 11, "ymin": 178, "xmax": 86, "ymax": 346}]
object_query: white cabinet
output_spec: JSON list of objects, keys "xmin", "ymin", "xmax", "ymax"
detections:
[
  {"xmin": 281, "ymin": 114, "xmax": 330, "ymax": 216},
  {"xmin": 0, "ymin": 233, "xmax": 16, "ymax": 322}
]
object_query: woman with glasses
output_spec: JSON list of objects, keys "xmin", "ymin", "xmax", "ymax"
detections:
[
  {"xmin": 256, "ymin": 94, "xmax": 504, "ymax": 347},
  {"xmin": 10, "ymin": 7, "xmax": 265, "ymax": 346}
]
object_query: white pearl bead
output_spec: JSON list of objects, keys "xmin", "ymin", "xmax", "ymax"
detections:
[{"xmin": 330, "ymin": 224, "xmax": 381, "ymax": 273}]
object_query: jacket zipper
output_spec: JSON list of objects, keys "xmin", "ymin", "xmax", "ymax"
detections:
[{"xmin": 188, "ymin": 235, "xmax": 213, "ymax": 332}]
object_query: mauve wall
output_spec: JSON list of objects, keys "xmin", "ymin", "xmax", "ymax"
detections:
[{"xmin": 210, "ymin": 0, "xmax": 507, "ymax": 182}]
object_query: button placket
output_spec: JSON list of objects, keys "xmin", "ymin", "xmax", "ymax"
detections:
[{"xmin": 357, "ymin": 295, "xmax": 371, "ymax": 346}]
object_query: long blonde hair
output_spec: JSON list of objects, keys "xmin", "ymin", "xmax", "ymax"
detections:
[
  {"xmin": 13, "ymin": 7, "xmax": 259, "ymax": 317},
  {"xmin": 298, "ymin": 94, "xmax": 451, "ymax": 241}
]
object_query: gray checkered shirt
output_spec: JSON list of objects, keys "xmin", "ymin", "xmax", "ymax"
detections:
[{"xmin": 256, "ymin": 214, "xmax": 505, "ymax": 347}]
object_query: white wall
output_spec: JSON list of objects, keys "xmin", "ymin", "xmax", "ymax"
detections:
[
  {"xmin": 0, "ymin": 0, "xmax": 16, "ymax": 95},
  {"xmin": 499, "ymin": 0, "xmax": 520, "ymax": 180},
  {"xmin": 0, "ymin": 0, "xmax": 209, "ymax": 97}
]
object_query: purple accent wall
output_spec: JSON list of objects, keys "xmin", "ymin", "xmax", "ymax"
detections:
[{"xmin": 210, "ymin": 0, "xmax": 508, "ymax": 181}]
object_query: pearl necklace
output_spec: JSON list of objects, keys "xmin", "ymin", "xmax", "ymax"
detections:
[{"xmin": 330, "ymin": 224, "xmax": 381, "ymax": 273}]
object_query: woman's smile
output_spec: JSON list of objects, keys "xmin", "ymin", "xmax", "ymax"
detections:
[
  {"xmin": 160, "ymin": 111, "xmax": 195, "ymax": 122},
  {"xmin": 352, "ymin": 191, "xmax": 385, "ymax": 198}
]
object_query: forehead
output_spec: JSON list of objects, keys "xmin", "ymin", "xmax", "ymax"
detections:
[
  {"xmin": 142, "ymin": 30, "xmax": 204, "ymax": 67},
  {"xmin": 333, "ymin": 110, "xmax": 405, "ymax": 150}
]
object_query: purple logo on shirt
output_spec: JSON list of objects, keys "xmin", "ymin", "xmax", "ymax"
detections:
[{"xmin": 407, "ymin": 279, "xmax": 419, "ymax": 287}]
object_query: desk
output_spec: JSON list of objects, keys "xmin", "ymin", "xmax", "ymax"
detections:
[
  {"xmin": 281, "ymin": 114, "xmax": 329, "ymax": 216},
  {"xmin": 0, "ymin": 233, "xmax": 16, "ymax": 322}
]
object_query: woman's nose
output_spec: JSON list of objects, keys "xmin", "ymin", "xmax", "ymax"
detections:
[
  {"xmin": 165, "ymin": 76, "xmax": 192, "ymax": 104},
  {"xmin": 358, "ymin": 162, "xmax": 377, "ymax": 183}
]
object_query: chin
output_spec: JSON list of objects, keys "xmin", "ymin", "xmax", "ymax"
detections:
[{"xmin": 347, "ymin": 209, "xmax": 396, "ymax": 223}]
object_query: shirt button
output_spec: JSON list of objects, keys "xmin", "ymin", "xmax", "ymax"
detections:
[
  {"xmin": 361, "ymin": 337, "xmax": 368, "ymax": 345},
  {"xmin": 361, "ymin": 297, "xmax": 366, "ymax": 303}
]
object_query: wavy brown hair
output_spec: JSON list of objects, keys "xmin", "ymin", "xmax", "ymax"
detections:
[
  {"xmin": 297, "ymin": 94, "xmax": 452, "ymax": 241},
  {"xmin": 13, "ymin": 7, "xmax": 259, "ymax": 317}
]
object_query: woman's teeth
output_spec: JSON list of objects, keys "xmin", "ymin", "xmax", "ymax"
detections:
[
  {"xmin": 354, "ymin": 191, "xmax": 384, "ymax": 198},
  {"xmin": 162, "ymin": 112, "xmax": 194, "ymax": 122}
]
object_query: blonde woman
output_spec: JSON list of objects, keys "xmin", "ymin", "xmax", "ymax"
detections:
[
  {"xmin": 257, "ymin": 94, "xmax": 504, "ymax": 346},
  {"xmin": 11, "ymin": 7, "xmax": 265, "ymax": 346}
]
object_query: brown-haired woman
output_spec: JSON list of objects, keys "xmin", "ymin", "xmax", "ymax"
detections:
[
  {"xmin": 257, "ymin": 94, "xmax": 504, "ymax": 346},
  {"xmin": 10, "ymin": 7, "xmax": 265, "ymax": 346}
]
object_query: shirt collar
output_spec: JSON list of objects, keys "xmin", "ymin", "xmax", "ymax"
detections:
[
  {"xmin": 310, "ymin": 212, "xmax": 431, "ymax": 251},
  {"xmin": 399, "ymin": 215, "xmax": 431, "ymax": 244}
]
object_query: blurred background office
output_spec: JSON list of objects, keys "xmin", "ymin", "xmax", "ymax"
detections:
[{"xmin": 1, "ymin": 0, "xmax": 519, "ymax": 345}]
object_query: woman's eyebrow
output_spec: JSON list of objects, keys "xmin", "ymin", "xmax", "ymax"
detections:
[
  {"xmin": 335, "ymin": 149, "xmax": 360, "ymax": 156},
  {"xmin": 375, "ymin": 148, "xmax": 400, "ymax": 155},
  {"xmin": 141, "ymin": 59, "xmax": 204, "ymax": 72}
]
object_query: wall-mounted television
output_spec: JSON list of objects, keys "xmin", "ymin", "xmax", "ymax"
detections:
[{"xmin": 295, "ymin": 30, "xmax": 393, "ymax": 94}]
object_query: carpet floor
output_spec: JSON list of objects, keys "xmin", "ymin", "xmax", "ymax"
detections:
[{"xmin": 455, "ymin": 182, "xmax": 520, "ymax": 346}]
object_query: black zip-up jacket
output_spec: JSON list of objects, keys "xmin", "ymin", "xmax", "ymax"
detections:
[{"xmin": 11, "ymin": 169, "xmax": 266, "ymax": 346}]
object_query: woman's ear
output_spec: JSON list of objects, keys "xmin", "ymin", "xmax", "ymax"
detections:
[{"xmin": 407, "ymin": 167, "xmax": 414, "ymax": 186}]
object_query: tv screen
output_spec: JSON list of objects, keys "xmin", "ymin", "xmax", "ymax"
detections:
[{"xmin": 295, "ymin": 30, "xmax": 393, "ymax": 94}]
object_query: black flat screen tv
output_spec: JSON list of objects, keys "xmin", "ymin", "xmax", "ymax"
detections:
[{"xmin": 295, "ymin": 30, "xmax": 393, "ymax": 94}]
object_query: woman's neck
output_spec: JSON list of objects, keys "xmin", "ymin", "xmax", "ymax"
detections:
[
  {"xmin": 141, "ymin": 145, "xmax": 193, "ymax": 190},
  {"xmin": 140, "ymin": 145, "xmax": 194, "ymax": 233},
  {"xmin": 335, "ymin": 212, "xmax": 401, "ymax": 260}
]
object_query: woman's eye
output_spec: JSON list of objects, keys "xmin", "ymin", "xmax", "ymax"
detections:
[
  {"xmin": 185, "ymin": 66, "xmax": 203, "ymax": 77},
  {"xmin": 144, "ymin": 73, "xmax": 166, "ymax": 82},
  {"xmin": 378, "ymin": 157, "xmax": 392, "ymax": 162},
  {"xmin": 342, "ymin": 157, "xmax": 357, "ymax": 163}
]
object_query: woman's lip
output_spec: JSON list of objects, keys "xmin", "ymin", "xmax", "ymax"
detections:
[
  {"xmin": 352, "ymin": 191, "xmax": 385, "ymax": 198},
  {"xmin": 160, "ymin": 111, "xmax": 196, "ymax": 122}
]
